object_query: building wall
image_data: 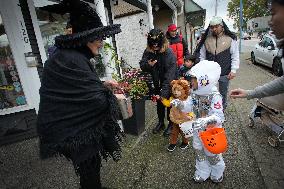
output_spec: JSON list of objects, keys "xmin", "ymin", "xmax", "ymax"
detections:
[
  {"xmin": 186, "ymin": 23, "xmax": 195, "ymax": 54},
  {"xmin": 113, "ymin": 12, "xmax": 149, "ymax": 68},
  {"xmin": 153, "ymin": 9, "xmax": 186, "ymax": 41},
  {"xmin": 153, "ymin": 9, "xmax": 173, "ymax": 32},
  {"xmin": 247, "ymin": 16, "xmax": 271, "ymax": 32},
  {"xmin": 177, "ymin": 12, "xmax": 186, "ymax": 38}
]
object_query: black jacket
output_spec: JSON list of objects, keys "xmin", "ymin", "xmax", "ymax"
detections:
[
  {"xmin": 139, "ymin": 48, "xmax": 177, "ymax": 98},
  {"xmin": 179, "ymin": 65, "xmax": 191, "ymax": 78}
]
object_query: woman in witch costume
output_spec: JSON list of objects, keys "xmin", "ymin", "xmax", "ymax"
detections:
[{"xmin": 37, "ymin": 1, "xmax": 122, "ymax": 188}]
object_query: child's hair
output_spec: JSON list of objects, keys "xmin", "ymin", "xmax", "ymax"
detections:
[
  {"xmin": 187, "ymin": 54, "xmax": 196, "ymax": 64},
  {"xmin": 179, "ymin": 54, "xmax": 196, "ymax": 80}
]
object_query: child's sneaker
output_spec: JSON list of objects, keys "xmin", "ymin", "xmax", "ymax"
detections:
[
  {"xmin": 167, "ymin": 144, "xmax": 176, "ymax": 152},
  {"xmin": 179, "ymin": 142, "xmax": 189, "ymax": 150},
  {"xmin": 210, "ymin": 176, "xmax": 223, "ymax": 183},
  {"xmin": 193, "ymin": 175, "xmax": 206, "ymax": 183}
]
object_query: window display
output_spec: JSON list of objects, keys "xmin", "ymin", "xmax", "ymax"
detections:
[
  {"xmin": 0, "ymin": 14, "xmax": 27, "ymax": 110},
  {"xmin": 34, "ymin": 0, "xmax": 69, "ymax": 57}
]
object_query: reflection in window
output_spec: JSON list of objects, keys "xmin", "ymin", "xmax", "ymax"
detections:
[
  {"xmin": 34, "ymin": 0, "xmax": 70, "ymax": 57},
  {"xmin": 0, "ymin": 14, "xmax": 27, "ymax": 110}
]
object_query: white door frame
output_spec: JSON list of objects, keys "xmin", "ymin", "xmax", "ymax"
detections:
[{"xmin": 0, "ymin": 0, "xmax": 41, "ymax": 115}]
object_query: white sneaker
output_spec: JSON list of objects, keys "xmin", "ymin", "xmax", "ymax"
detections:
[
  {"xmin": 193, "ymin": 175, "xmax": 206, "ymax": 183},
  {"xmin": 210, "ymin": 176, "xmax": 223, "ymax": 183}
]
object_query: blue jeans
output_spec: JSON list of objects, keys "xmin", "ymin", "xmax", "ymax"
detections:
[{"xmin": 218, "ymin": 75, "xmax": 230, "ymax": 109}]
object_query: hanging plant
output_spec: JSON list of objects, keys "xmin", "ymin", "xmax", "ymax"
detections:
[
  {"xmin": 103, "ymin": 42, "xmax": 122, "ymax": 78},
  {"xmin": 91, "ymin": 55, "xmax": 106, "ymax": 78}
]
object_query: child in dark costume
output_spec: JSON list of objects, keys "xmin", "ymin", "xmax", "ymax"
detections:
[{"xmin": 179, "ymin": 54, "xmax": 196, "ymax": 80}]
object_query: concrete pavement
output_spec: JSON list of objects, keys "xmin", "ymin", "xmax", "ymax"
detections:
[{"xmin": 239, "ymin": 38, "xmax": 259, "ymax": 53}]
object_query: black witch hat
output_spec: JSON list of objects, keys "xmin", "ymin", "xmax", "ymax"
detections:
[{"xmin": 40, "ymin": 0, "xmax": 121, "ymax": 48}]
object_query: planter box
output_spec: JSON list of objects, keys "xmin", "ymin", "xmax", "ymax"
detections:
[{"xmin": 122, "ymin": 99, "xmax": 145, "ymax": 135}]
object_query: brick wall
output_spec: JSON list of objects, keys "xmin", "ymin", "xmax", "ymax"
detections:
[{"xmin": 113, "ymin": 12, "xmax": 149, "ymax": 68}]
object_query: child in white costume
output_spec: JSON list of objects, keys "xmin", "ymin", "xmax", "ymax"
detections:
[{"xmin": 172, "ymin": 60, "xmax": 225, "ymax": 183}]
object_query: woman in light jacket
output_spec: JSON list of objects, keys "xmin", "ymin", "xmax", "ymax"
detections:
[{"xmin": 230, "ymin": 0, "xmax": 284, "ymax": 100}]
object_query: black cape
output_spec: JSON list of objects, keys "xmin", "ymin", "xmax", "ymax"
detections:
[{"xmin": 37, "ymin": 47, "xmax": 122, "ymax": 174}]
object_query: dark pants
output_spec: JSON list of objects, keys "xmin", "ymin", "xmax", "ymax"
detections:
[
  {"xmin": 218, "ymin": 75, "xmax": 230, "ymax": 109},
  {"xmin": 76, "ymin": 154, "xmax": 102, "ymax": 189},
  {"xmin": 157, "ymin": 100, "xmax": 171, "ymax": 122}
]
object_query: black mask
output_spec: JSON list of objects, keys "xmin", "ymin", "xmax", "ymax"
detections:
[{"xmin": 147, "ymin": 29, "xmax": 164, "ymax": 48}]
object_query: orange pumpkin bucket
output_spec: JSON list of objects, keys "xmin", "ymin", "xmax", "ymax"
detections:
[{"xmin": 199, "ymin": 127, "xmax": 228, "ymax": 154}]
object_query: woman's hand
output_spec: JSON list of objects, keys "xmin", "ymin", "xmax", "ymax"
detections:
[
  {"xmin": 104, "ymin": 80, "xmax": 119, "ymax": 90},
  {"xmin": 229, "ymin": 88, "xmax": 248, "ymax": 99},
  {"xmin": 227, "ymin": 72, "xmax": 236, "ymax": 80},
  {"xmin": 148, "ymin": 59, "xmax": 157, "ymax": 67}
]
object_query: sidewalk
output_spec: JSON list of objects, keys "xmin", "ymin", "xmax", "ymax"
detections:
[{"xmin": 229, "ymin": 53, "xmax": 284, "ymax": 189}]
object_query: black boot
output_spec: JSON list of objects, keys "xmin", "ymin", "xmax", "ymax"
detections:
[
  {"xmin": 163, "ymin": 122, "xmax": 173, "ymax": 137},
  {"xmin": 152, "ymin": 121, "xmax": 165, "ymax": 134}
]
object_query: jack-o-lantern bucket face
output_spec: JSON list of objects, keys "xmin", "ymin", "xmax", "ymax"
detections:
[{"xmin": 199, "ymin": 128, "xmax": 228, "ymax": 154}]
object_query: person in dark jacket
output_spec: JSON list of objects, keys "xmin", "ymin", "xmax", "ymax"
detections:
[
  {"xmin": 179, "ymin": 54, "xmax": 196, "ymax": 79},
  {"xmin": 140, "ymin": 29, "xmax": 177, "ymax": 136},
  {"xmin": 37, "ymin": 1, "xmax": 122, "ymax": 189},
  {"xmin": 166, "ymin": 24, "xmax": 190, "ymax": 67}
]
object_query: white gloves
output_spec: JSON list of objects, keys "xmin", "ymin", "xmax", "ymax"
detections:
[{"xmin": 193, "ymin": 115, "xmax": 218, "ymax": 131}]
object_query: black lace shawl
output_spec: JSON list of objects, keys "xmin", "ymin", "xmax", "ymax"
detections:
[{"xmin": 37, "ymin": 47, "xmax": 122, "ymax": 174}]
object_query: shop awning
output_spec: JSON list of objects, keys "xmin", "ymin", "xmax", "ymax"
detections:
[
  {"xmin": 112, "ymin": 0, "xmax": 147, "ymax": 18},
  {"xmin": 123, "ymin": 0, "xmax": 147, "ymax": 11},
  {"xmin": 185, "ymin": 9, "xmax": 206, "ymax": 27},
  {"xmin": 163, "ymin": 0, "xmax": 183, "ymax": 10},
  {"xmin": 184, "ymin": 0, "xmax": 206, "ymax": 27}
]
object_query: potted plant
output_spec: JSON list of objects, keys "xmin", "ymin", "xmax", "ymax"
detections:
[
  {"xmin": 114, "ymin": 69, "xmax": 149, "ymax": 135},
  {"xmin": 103, "ymin": 42, "xmax": 150, "ymax": 135}
]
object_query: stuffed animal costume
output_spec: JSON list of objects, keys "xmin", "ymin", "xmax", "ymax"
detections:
[
  {"xmin": 184, "ymin": 60, "xmax": 226, "ymax": 183},
  {"xmin": 162, "ymin": 79, "xmax": 195, "ymax": 152}
]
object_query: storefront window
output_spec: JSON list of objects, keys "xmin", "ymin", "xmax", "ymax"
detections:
[
  {"xmin": 0, "ymin": 14, "xmax": 27, "ymax": 110},
  {"xmin": 34, "ymin": 0, "xmax": 69, "ymax": 58}
]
